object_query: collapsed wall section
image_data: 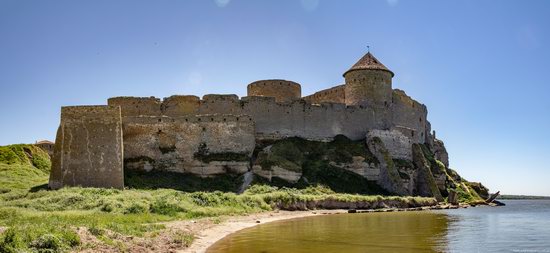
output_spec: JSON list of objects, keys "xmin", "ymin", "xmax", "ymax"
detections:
[{"xmin": 49, "ymin": 106, "xmax": 124, "ymax": 189}]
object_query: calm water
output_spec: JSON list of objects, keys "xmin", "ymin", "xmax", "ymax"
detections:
[{"xmin": 207, "ymin": 200, "xmax": 550, "ymax": 253}]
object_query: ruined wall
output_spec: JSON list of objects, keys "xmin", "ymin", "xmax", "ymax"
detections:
[
  {"xmin": 49, "ymin": 106, "xmax": 124, "ymax": 189},
  {"xmin": 367, "ymin": 129, "xmax": 413, "ymax": 160},
  {"xmin": 122, "ymin": 114, "xmax": 255, "ymax": 177},
  {"xmin": 344, "ymin": 70, "xmax": 393, "ymax": 107},
  {"xmin": 247, "ymin": 79, "xmax": 301, "ymax": 103},
  {"xmin": 303, "ymin": 85, "xmax": 345, "ymax": 104},
  {"xmin": 391, "ymin": 89, "xmax": 429, "ymax": 143}
]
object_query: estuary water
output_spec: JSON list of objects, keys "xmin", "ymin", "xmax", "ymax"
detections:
[{"xmin": 207, "ymin": 200, "xmax": 550, "ymax": 253}]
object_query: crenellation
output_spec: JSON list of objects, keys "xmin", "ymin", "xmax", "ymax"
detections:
[{"xmin": 162, "ymin": 95, "xmax": 200, "ymax": 116}]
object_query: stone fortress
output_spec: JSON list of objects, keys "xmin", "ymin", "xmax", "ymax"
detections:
[{"xmin": 49, "ymin": 52, "xmax": 452, "ymax": 198}]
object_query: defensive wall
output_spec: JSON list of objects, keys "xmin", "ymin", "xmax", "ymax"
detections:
[
  {"xmin": 303, "ymin": 84, "xmax": 346, "ymax": 104},
  {"xmin": 122, "ymin": 114, "xmax": 255, "ymax": 175},
  {"xmin": 107, "ymin": 88, "xmax": 427, "ymax": 143},
  {"xmin": 49, "ymin": 106, "xmax": 124, "ymax": 189}
]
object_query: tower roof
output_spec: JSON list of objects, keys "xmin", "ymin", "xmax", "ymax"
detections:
[{"xmin": 343, "ymin": 52, "xmax": 394, "ymax": 77}]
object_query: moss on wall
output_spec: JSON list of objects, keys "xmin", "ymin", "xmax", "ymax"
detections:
[{"xmin": 253, "ymin": 136, "xmax": 385, "ymax": 195}]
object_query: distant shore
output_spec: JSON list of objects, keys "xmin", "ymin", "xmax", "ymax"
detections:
[{"xmin": 498, "ymin": 195, "xmax": 550, "ymax": 200}]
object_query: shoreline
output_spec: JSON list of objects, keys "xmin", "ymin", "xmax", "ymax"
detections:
[
  {"xmin": 178, "ymin": 209, "xmax": 347, "ymax": 253},
  {"xmin": 179, "ymin": 202, "xmax": 495, "ymax": 253}
]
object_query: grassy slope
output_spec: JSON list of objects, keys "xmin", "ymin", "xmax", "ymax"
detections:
[{"xmin": 0, "ymin": 144, "xmax": 435, "ymax": 253}]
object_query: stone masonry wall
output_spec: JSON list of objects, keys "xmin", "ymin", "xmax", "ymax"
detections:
[
  {"xmin": 391, "ymin": 89, "xmax": 429, "ymax": 143},
  {"xmin": 49, "ymin": 106, "xmax": 124, "ymax": 189},
  {"xmin": 109, "ymin": 95, "xmax": 389, "ymax": 141},
  {"xmin": 122, "ymin": 114, "xmax": 255, "ymax": 176},
  {"xmin": 303, "ymin": 85, "xmax": 345, "ymax": 104}
]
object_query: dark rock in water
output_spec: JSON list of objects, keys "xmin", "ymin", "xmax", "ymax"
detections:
[
  {"xmin": 348, "ymin": 209, "xmax": 357, "ymax": 213},
  {"xmin": 492, "ymin": 200, "xmax": 506, "ymax": 206}
]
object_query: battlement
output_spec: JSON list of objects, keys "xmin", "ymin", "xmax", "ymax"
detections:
[
  {"xmin": 162, "ymin": 95, "xmax": 200, "ymax": 117},
  {"xmin": 108, "ymin": 96, "xmax": 162, "ymax": 117},
  {"xmin": 247, "ymin": 79, "xmax": 301, "ymax": 103}
]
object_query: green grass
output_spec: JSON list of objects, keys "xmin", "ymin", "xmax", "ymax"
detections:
[
  {"xmin": 0, "ymin": 142, "xmax": 438, "ymax": 252},
  {"xmin": 125, "ymin": 170, "xmax": 243, "ymax": 192}
]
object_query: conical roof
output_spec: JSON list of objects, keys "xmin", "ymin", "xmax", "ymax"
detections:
[{"xmin": 343, "ymin": 52, "xmax": 394, "ymax": 77}]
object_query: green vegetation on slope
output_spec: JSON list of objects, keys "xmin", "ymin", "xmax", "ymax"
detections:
[
  {"xmin": 0, "ymin": 143, "xmax": 435, "ymax": 252},
  {"xmin": 254, "ymin": 136, "xmax": 385, "ymax": 195}
]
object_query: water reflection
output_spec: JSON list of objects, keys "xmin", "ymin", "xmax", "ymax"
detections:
[{"xmin": 207, "ymin": 211, "xmax": 450, "ymax": 253}]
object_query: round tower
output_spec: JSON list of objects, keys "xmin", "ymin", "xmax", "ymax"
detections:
[
  {"xmin": 247, "ymin": 79, "xmax": 301, "ymax": 103},
  {"xmin": 343, "ymin": 52, "xmax": 394, "ymax": 107}
]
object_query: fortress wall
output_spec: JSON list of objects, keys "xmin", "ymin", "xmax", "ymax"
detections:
[
  {"xmin": 239, "ymin": 97, "xmax": 382, "ymax": 141},
  {"xmin": 121, "ymin": 115, "xmax": 255, "ymax": 173},
  {"xmin": 247, "ymin": 79, "xmax": 301, "ymax": 103},
  {"xmin": 111, "ymin": 93, "xmax": 389, "ymax": 143},
  {"xmin": 108, "ymin": 97, "xmax": 162, "ymax": 117},
  {"xmin": 162, "ymin": 95, "xmax": 200, "ymax": 116},
  {"xmin": 49, "ymin": 106, "xmax": 124, "ymax": 189},
  {"xmin": 198, "ymin": 94, "xmax": 243, "ymax": 115},
  {"xmin": 367, "ymin": 129, "xmax": 413, "ymax": 160},
  {"xmin": 303, "ymin": 85, "xmax": 346, "ymax": 104},
  {"xmin": 391, "ymin": 89, "xmax": 428, "ymax": 143}
]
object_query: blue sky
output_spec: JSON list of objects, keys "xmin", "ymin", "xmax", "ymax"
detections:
[{"xmin": 1, "ymin": 0, "xmax": 549, "ymax": 196}]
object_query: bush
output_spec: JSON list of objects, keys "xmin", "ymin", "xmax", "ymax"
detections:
[{"xmin": 150, "ymin": 198, "xmax": 184, "ymax": 216}]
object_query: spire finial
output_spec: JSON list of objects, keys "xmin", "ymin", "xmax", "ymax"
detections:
[{"xmin": 367, "ymin": 45, "xmax": 370, "ymax": 53}]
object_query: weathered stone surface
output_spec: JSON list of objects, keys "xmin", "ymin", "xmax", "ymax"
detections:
[
  {"xmin": 49, "ymin": 106, "xmax": 124, "ymax": 189},
  {"xmin": 412, "ymin": 144, "xmax": 444, "ymax": 202},
  {"xmin": 367, "ymin": 129, "xmax": 413, "ymax": 160},
  {"xmin": 433, "ymin": 138, "xmax": 449, "ymax": 168},
  {"xmin": 330, "ymin": 156, "xmax": 380, "ymax": 181},
  {"xmin": 252, "ymin": 165, "xmax": 302, "ymax": 183},
  {"xmin": 122, "ymin": 114, "xmax": 255, "ymax": 175},
  {"xmin": 185, "ymin": 161, "xmax": 249, "ymax": 177},
  {"xmin": 366, "ymin": 136, "xmax": 407, "ymax": 195}
]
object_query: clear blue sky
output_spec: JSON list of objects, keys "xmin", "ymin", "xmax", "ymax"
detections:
[{"xmin": 1, "ymin": 0, "xmax": 549, "ymax": 196}]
